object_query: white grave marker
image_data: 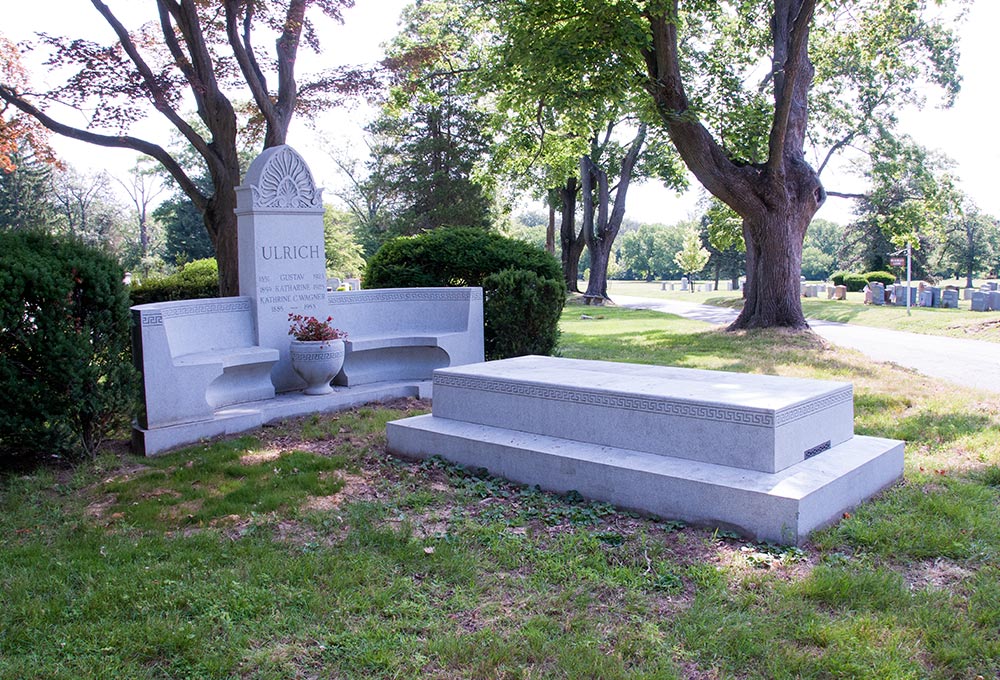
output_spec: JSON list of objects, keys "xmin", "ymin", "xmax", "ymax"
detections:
[{"xmin": 236, "ymin": 145, "xmax": 329, "ymax": 392}]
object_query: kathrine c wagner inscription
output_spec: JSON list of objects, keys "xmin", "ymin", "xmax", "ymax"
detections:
[{"xmin": 260, "ymin": 244, "xmax": 323, "ymax": 261}]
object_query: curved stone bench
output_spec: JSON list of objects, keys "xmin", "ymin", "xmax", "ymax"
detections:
[
  {"xmin": 131, "ymin": 297, "xmax": 278, "ymax": 428},
  {"xmin": 327, "ymin": 287, "xmax": 484, "ymax": 387}
]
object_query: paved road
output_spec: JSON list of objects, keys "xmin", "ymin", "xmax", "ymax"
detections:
[{"xmin": 612, "ymin": 294, "xmax": 1000, "ymax": 395}]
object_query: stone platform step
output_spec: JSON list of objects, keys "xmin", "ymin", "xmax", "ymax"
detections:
[
  {"xmin": 432, "ymin": 356, "xmax": 854, "ymax": 473},
  {"xmin": 386, "ymin": 414, "xmax": 904, "ymax": 545},
  {"xmin": 134, "ymin": 380, "xmax": 431, "ymax": 456}
]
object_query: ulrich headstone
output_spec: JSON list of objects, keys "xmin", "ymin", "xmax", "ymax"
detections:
[{"xmin": 236, "ymin": 145, "xmax": 329, "ymax": 392}]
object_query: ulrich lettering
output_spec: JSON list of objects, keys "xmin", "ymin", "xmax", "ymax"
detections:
[{"xmin": 260, "ymin": 244, "xmax": 323, "ymax": 261}]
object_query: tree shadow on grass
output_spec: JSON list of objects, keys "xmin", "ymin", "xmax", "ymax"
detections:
[
  {"xmin": 888, "ymin": 411, "xmax": 999, "ymax": 448},
  {"xmin": 560, "ymin": 310, "xmax": 876, "ymax": 380}
]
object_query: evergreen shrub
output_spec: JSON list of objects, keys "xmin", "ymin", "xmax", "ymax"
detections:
[
  {"xmin": 864, "ymin": 271, "xmax": 896, "ymax": 286},
  {"xmin": 830, "ymin": 271, "xmax": 847, "ymax": 287},
  {"xmin": 129, "ymin": 258, "xmax": 219, "ymax": 305},
  {"xmin": 0, "ymin": 231, "xmax": 137, "ymax": 460},
  {"xmin": 842, "ymin": 273, "xmax": 869, "ymax": 292},
  {"xmin": 483, "ymin": 269, "xmax": 565, "ymax": 360},
  {"xmin": 365, "ymin": 228, "xmax": 565, "ymax": 359}
]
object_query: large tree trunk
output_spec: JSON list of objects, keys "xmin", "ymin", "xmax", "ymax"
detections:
[
  {"xmin": 581, "ymin": 157, "xmax": 611, "ymax": 303},
  {"xmin": 581, "ymin": 124, "xmax": 646, "ymax": 304},
  {"xmin": 642, "ymin": 0, "xmax": 820, "ymax": 330},
  {"xmin": 560, "ymin": 176, "xmax": 585, "ymax": 292},
  {"xmin": 203, "ymin": 185, "xmax": 240, "ymax": 297},
  {"xmin": 734, "ymin": 203, "xmax": 812, "ymax": 329},
  {"xmin": 546, "ymin": 188, "xmax": 557, "ymax": 255}
]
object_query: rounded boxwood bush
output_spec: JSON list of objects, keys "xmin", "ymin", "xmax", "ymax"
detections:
[
  {"xmin": 365, "ymin": 228, "xmax": 566, "ymax": 360},
  {"xmin": 0, "ymin": 231, "xmax": 138, "ymax": 460},
  {"xmin": 830, "ymin": 271, "xmax": 847, "ymax": 287},
  {"xmin": 842, "ymin": 273, "xmax": 869, "ymax": 292},
  {"xmin": 129, "ymin": 258, "xmax": 219, "ymax": 306},
  {"xmin": 365, "ymin": 227, "xmax": 562, "ymax": 288},
  {"xmin": 864, "ymin": 271, "xmax": 896, "ymax": 286}
]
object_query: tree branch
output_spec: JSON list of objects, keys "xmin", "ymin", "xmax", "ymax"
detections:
[
  {"xmin": 0, "ymin": 85, "xmax": 206, "ymax": 210},
  {"xmin": 767, "ymin": 0, "xmax": 816, "ymax": 179},
  {"xmin": 92, "ymin": 0, "xmax": 210, "ymax": 162},
  {"xmin": 640, "ymin": 2, "xmax": 762, "ymax": 218},
  {"xmin": 825, "ymin": 190, "xmax": 866, "ymax": 200},
  {"xmin": 224, "ymin": 0, "xmax": 277, "ymax": 131}
]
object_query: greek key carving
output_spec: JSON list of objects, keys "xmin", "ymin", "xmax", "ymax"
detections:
[
  {"xmin": 434, "ymin": 375, "xmax": 777, "ymax": 427},
  {"xmin": 329, "ymin": 288, "xmax": 477, "ymax": 305},
  {"xmin": 159, "ymin": 298, "xmax": 252, "ymax": 319}
]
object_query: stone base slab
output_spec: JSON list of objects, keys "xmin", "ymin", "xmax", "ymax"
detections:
[
  {"xmin": 134, "ymin": 380, "xmax": 431, "ymax": 456},
  {"xmin": 386, "ymin": 415, "xmax": 904, "ymax": 545},
  {"xmin": 432, "ymin": 356, "xmax": 854, "ymax": 473}
]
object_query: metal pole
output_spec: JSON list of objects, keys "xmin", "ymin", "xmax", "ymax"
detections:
[{"xmin": 906, "ymin": 242, "xmax": 912, "ymax": 316}]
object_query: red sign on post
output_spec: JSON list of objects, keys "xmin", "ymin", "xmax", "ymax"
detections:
[{"xmin": 889, "ymin": 257, "xmax": 906, "ymax": 267}]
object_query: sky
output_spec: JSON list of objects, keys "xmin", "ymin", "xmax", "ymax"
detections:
[{"xmin": 5, "ymin": 0, "xmax": 1000, "ymax": 226}]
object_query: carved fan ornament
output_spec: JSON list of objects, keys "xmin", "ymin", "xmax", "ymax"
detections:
[{"xmin": 250, "ymin": 147, "xmax": 322, "ymax": 209}]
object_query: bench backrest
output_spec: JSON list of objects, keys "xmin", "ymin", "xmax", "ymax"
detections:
[
  {"xmin": 327, "ymin": 287, "xmax": 481, "ymax": 337},
  {"xmin": 133, "ymin": 297, "xmax": 259, "ymax": 358}
]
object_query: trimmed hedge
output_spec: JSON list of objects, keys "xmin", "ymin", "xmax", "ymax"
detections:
[
  {"xmin": 0, "ymin": 231, "xmax": 137, "ymax": 460},
  {"xmin": 129, "ymin": 258, "xmax": 220, "ymax": 305},
  {"xmin": 830, "ymin": 270, "xmax": 896, "ymax": 291},
  {"xmin": 365, "ymin": 228, "xmax": 566, "ymax": 360},
  {"xmin": 864, "ymin": 271, "xmax": 896, "ymax": 286},
  {"xmin": 842, "ymin": 273, "xmax": 869, "ymax": 292},
  {"xmin": 365, "ymin": 227, "xmax": 562, "ymax": 288}
]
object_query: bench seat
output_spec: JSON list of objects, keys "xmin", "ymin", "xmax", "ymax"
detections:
[
  {"xmin": 175, "ymin": 346, "xmax": 279, "ymax": 368},
  {"xmin": 131, "ymin": 297, "xmax": 278, "ymax": 428},
  {"xmin": 328, "ymin": 288, "xmax": 484, "ymax": 387}
]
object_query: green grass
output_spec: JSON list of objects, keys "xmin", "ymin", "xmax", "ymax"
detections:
[
  {"xmin": 606, "ymin": 280, "xmax": 1000, "ymax": 342},
  {"xmin": 2, "ymin": 311, "xmax": 999, "ymax": 678}
]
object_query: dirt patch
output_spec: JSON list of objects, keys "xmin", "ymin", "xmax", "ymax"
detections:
[
  {"xmin": 84, "ymin": 494, "xmax": 117, "ymax": 521},
  {"xmin": 300, "ymin": 471, "xmax": 381, "ymax": 514},
  {"xmin": 162, "ymin": 498, "xmax": 204, "ymax": 521},
  {"xmin": 239, "ymin": 449, "xmax": 284, "ymax": 466},
  {"xmin": 904, "ymin": 557, "xmax": 972, "ymax": 593}
]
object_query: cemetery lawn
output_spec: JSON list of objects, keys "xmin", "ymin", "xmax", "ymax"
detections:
[
  {"xmin": 2, "ymin": 307, "xmax": 999, "ymax": 679},
  {"xmin": 606, "ymin": 280, "xmax": 1000, "ymax": 343}
]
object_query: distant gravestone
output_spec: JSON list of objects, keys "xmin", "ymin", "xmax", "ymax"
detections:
[
  {"xmin": 987, "ymin": 282, "xmax": 999, "ymax": 292},
  {"xmin": 870, "ymin": 282, "xmax": 885, "ymax": 305},
  {"xmin": 989, "ymin": 291, "xmax": 1000, "ymax": 311},
  {"xmin": 971, "ymin": 291, "xmax": 988, "ymax": 312},
  {"xmin": 941, "ymin": 289, "xmax": 959, "ymax": 309},
  {"xmin": 236, "ymin": 145, "xmax": 328, "ymax": 392},
  {"xmin": 834, "ymin": 285, "xmax": 847, "ymax": 300},
  {"xmin": 894, "ymin": 286, "xmax": 916, "ymax": 306},
  {"xmin": 963, "ymin": 287, "xmax": 975, "ymax": 300}
]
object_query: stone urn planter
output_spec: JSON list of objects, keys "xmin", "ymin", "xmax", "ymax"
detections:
[{"xmin": 289, "ymin": 339, "xmax": 345, "ymax": 395}]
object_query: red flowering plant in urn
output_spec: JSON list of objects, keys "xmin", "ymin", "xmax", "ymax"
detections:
[
  {"xmin": 287, "ymin": 313, "xmax": 346, "ymax": 341},
  {"xmin": 287, "ymin": 313, "xmax": 347, "ymax": 395}
]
